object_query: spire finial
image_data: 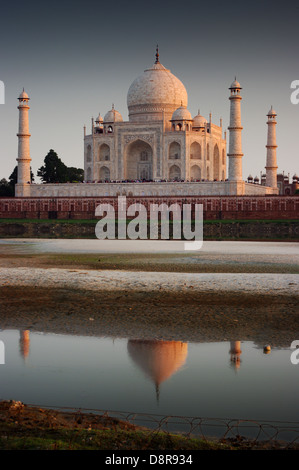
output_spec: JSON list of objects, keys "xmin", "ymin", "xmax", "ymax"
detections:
[
  {"xmin": 155, "ymin": 44, "xmax": 160, "ymax": 64},
  {"xmin": 155, "ymin": 382, "xmax": 160, "ymax": 404}
]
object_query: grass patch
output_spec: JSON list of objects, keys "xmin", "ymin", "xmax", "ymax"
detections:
[{"xmin": 0, "ymin": 417, "xmax": 232, "ymax": 450}]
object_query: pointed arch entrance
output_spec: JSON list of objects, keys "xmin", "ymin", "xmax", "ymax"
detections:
[{"xmin": 125, "ymin": 139, "xmax": 153, "ymax": 181}]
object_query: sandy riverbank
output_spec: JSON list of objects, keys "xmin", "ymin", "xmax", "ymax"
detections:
[
  {"xmin": 0, "ymin": 266, "xmax": 298, "ymax": 347},
  {"xmin": 0, "ymin": 241, "xmax": 298, "ymax": 347}
]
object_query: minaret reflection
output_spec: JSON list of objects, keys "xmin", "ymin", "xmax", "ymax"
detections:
[
  {"xmin": 127, "ymin": 339, "xmax": 188, "ymax": 403},
  {"xmin": 229, "ymin": 341, "xmax": 242, "ymax": 370},
  {"xmin": 19, "ymin": 330, "xmax": 30, "ymax": 362}
]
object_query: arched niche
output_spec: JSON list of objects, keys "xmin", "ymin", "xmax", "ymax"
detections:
[{"xmin": 125, "ymin": 139, "xmax": 153, "ymax": 181}]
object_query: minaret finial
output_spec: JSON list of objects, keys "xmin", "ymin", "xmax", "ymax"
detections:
[
  {"xmin": 155, "ymin": 44, "xmax": 160, "ymax": 64},
  {"xmin": 155, "ymin": 382, "xmax": 160, "ymax": 405}
]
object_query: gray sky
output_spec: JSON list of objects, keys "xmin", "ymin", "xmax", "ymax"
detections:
[{"xmin": 0, "ymin": 0, "xmax": 298, "ymax": 181}]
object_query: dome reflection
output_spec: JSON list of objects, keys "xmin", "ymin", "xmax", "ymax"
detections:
[{"xmin": 128, "ymin": 339, "xmax": 188, "ymax": 402}]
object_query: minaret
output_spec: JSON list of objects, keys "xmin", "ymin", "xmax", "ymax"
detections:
[
  {"xmin": 228, "ymin": 78, "xmax": 243, "ymax": 181},
  {"xmin": 16, "ymin": 89, "xmax": 31, "ymax": 196},
  {"xmin": 19, "ymin": 330, "xmax": 30, "ymax": 362},
  {"xmin": 229, "ymin": 341, "xmax": 242, "ymax": 371},
  {"xmin": 265, "ymin": 106, "xmax": 278, "ymax": 188}
]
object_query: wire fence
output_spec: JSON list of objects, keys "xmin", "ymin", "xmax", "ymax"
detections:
[{"xmin": 8, "ymin": 402, "xmax": 299, "ymax": 449}]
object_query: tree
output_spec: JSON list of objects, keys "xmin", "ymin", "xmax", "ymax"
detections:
[
  {"xmin": 37, "ymin": 149, "xmax": 84, "ymax": 183},
  {"xmin": 8, "ymin": 166, "xmax": 18, "ymax": 186},
  {"xmin": 66, "ymin": 167, "xmax": 84, "ymax": 182},
  {"xmin": 0, "ymin": 178, "xmax": 14, "ymax": 197},
  {"xmin": 37, "ymin": 149, "xmax": 68, "ymax": 183},
  {"xmin": 0, "ymin": 166, "xmax": 35, "ymax": 197}
]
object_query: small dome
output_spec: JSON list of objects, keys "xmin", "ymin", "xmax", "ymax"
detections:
[
  {"xmin": 293, "ymin": 173, "xmax": 298, "ymax": 180},
  {"xmin": 95, "ymin": 113, "xmax": 103, "ymax": 123},
  {"xmin": 171, "ymin": 105, "xmax": 192, "ymax": 121},
  {"xmin": 267, "ymin": 106, "xmax": 277, "ymax": 116},
  {"xmin": 104, "ymin": 106, "xmax": 123, "ymax": 123},
  {"xmin": 19, "ymin": 89, "xmax": 29, "ymax": 99},
  {"xmin": 230, "ymin": 78, "xmax": 241, "ymax": 89},
  {"xmin": 248, "ymin": 174, "xmax": 253, "ymax": 180},
  {"xmin": 192, "ymin": 111, "xmax": 207, "ymax": 127},
  {"xmin": 254, "ymin": 176, "xmax": 259, "ymax": 181}
]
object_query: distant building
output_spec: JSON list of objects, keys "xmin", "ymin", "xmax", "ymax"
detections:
[
  {"xmin": 247, "ymin": 172, "xmax": 299, "ymax": 195},
  {"xmin": 274, "ymin": 173, "xmax": 298, "ymax": 195},
  {"xmin": 15, "ymin": 48, "xmax": 279, "ymax": 198}
]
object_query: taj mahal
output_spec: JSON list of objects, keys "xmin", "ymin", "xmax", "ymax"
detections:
[{"xmin": 15, "ymin": 48, "xmax": 279, "ymax": 198}]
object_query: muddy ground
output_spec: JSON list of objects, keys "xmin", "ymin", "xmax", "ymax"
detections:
[{"xmin": 0, "ymin": 250, "xmax": 298, "ymax": 347}]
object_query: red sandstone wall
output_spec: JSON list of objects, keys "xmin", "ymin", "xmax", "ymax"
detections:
[{"xmin": 0, "ymin": 196, "xmax": 298, "ymax": 220}]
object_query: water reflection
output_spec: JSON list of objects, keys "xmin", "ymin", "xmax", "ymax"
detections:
[
  {"xmin": 13, "ymin": 330, "xmax": 255, "ymax": 396},
  {"xmin": 1, "ymin": 328, "xmax": 298, "ymax": 425},
  {"xmin": 229, "ymin": 341, "xmax": 242, "ymax": 370},
  {"xmin": 19, "ymin": 330, "xmax": 30, "ymax": 362},
  {"xmin": 127, "ymin": 340, "xmax": 188, "ymax": 402},
  {"xmin": 15, "ymin": 332, "xmax": 245, "ymax": 398},
  {"xmin": 12, "ymin": 331, "xmax": 260, "ymax": 392}
]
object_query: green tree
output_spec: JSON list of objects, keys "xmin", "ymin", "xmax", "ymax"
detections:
[
  {"xmin": 0, "ymin": 178, "xmax": 14, "ymax": 197},
  {"xmin": 66, "ymin": 167, "xmax": 84, "ymax": 182},
  {"xmin": 8, "ymin": 166, "xmax": 18, "ymax": 186},
  {"xmin": 0, "ymin": 166, "xmax": 35, "ymax": 197},
  {"xmin": 37, "ymin": 149, "xmax": 83, "ymax": 183},
  {"xmin": 37, "ymin": 149, "xmax": 68, "ymax": 183}
]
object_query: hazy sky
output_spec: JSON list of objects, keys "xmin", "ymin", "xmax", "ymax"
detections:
[{"xmin": 0, "ymin": 0, "xmax": 298, "ymax": 181}]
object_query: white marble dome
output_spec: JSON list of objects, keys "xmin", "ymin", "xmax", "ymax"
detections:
[
  {"xmin": 172, "ymin": 105, "xmax": 192, "ymax": 121},
  {"xmin": 104, "ymin": 106, "xmax": 123, "ymax": 123},
  {"xmin": 192, "ymin": 111, "xmax": 207, "ymax": 127},
  {"xmin": 127, "ymin": 59, "xmax": 188, "ymax": 122}
]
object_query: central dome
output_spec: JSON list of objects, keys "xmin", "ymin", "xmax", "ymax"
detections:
[{"xmin": 127, "ymin": 54, "xmax": 188, "ymax": 123}]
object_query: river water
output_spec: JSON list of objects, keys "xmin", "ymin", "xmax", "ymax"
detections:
[
  {"xmin": 0, "ymin": 239, "xmax": 298, "ymax": 439},
  {"xmin": 0, "ymin": 329, "xmax": 299, "ymax": 439}
]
